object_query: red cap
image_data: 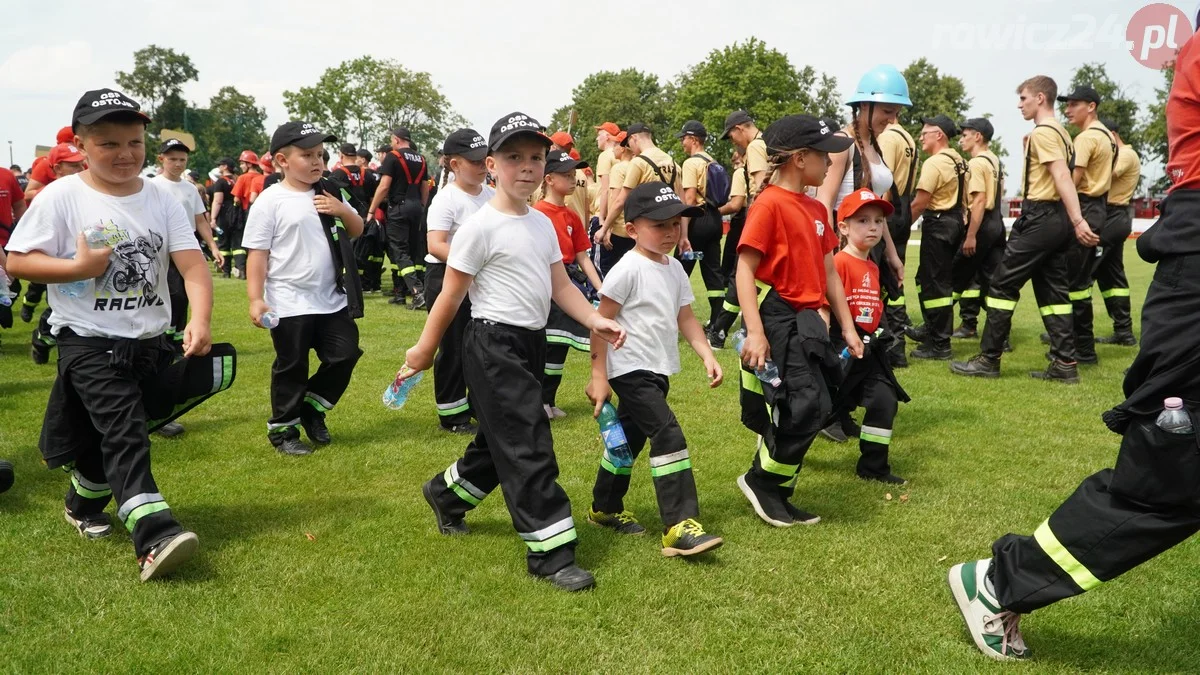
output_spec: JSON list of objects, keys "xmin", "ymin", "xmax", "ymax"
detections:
[
  {"xmin": 56, "ymin": 126, "xmax": 74, "ymax": 144},
  {"xmin": 259, "ymin": 155, "xmax": 274, "ymax": 171},
  {"xmin": 594, "ymin": 122, "xmax": 621, "ymax": 137},
  {"xmin": 568, "ymin": 149, "xmax": 581, "ymax": 160},
  {"xmin": 549, "ymin": 131, "xmax": 574, "ymax": 148},
  {"xmin": 49, "ymin": 142, "xmax": 85, "ymax": 166},
  {"xmin": 837, "ymin": 189, "xmax": 894, "ymax": 221},
  {"xmin": 238, "ymin": 150, "xmax": 259, "ymax": 164}
]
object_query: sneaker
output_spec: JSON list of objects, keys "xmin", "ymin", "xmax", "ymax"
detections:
[
  {"xmin": 948, "ymin": 559, "xmax": 1031, "ymax": 661},
  {"xmin": 155, "ymin": 421, "xmax": 185, "ymax": 438},
  {"xmin": 549, "ymin": 406, "xmax": 567, "ymax": 419},
  {"xmin": 952, "ymin": 324, "xmax": 977, "ymax": 339},
  {"xmin": 20, "ymin": 303, "xmax": 34, "ymax": 323},
  {"xmin": 587, "ymin": 509, "xmax": 646, "ymax": 535},
  {"xmin": 31, "ymin": 345, "xmax": 49, "ymax": 365},
  {"xmin": 662, "ymin": 519, "xmax": 724, "ymax": 557},
  {"xmin": 440, "ymin": 422, "xmax": 478, "ymax": 435},
  {"xmin": 409, "ymin": 295, "xmax": 427, "ymax": 311},
  {"xmin": 0, "ymin": 459, "xmax": 12, "ymax": 493},
  {"xmin": 64, "ymin": 508, "xmax": 113, "ymax": 539},
  {"xmin": 231, "ymin": 268, "xmax": 242, "ymax": 279},
  {"xmin": 950, "ymin": 354, "xmax": 1000, "ymax": 378},
  {"xmin": 275, "ymin": 438, "xmax": 313, "ymax": 456},
  {"xmin": 707, "ymin": 328, "xmax": 726, "ymax": 351},
  {"xmin": 388, "ymin": 294, "xmax": 407, "ymax": 305},
  {"xmin": 301, "ymin": 415, "xmax": 332, "ymax": 445},
  {"xmin": 858, "ymin": 472, "xmax": 908, "ymax": 485},
  {"xmin": 819, "ymin": 422, "xmax": 848, "ymax": 443},
  {"xmin": 737, "ymin": 473, "xmax": 794, "ymax": 527},
  {"xmin": 1030, "ymin": 360, "xmax": 1079, "ymax": 384},
  {"xmin": 422, "ymin": 479, "xmax": 469, "ymax": 535},
  {"xmin": 535, "ymin": 564, "xmax": 595, "ymax": 592},
  {"xmin": 911, "ymin": 346, "xmax": 952, "ymax": 360},
  {"xmin": 138, "ymin": 531, "xmax": 199, "ymax": 581},
  {"xmin": 783, "ymin": 501, "xmax": 821, "ymax": 525},
  {"xmin": 1096, "ymin": 333, "xmax": 1137, "ymax": 346}
]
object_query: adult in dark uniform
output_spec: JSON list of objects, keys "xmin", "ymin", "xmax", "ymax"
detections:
[{"xmin": 367, "ymin": 127, "xmax": 429, "ymax": 308}]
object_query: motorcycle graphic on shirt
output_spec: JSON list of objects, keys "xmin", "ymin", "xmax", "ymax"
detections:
[{"xmin": 91, "ymin": 221, "xmax": 164, "ymax": 303}]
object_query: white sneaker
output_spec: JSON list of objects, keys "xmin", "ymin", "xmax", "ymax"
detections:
[
  {"xmin": 550, "ymin": 406, "xmax": 567, "ymax": 419},
  {"xmin": 139, "ymin": 531, "xmax": 199, "ymax": 582},
  {"xmin": 231, "ymin": 268, "xmax": 242, "ymax": 279},
  {"xmin": 543, "ymin": 404, "xmax": 554, "ymax": 419},
  {"xmin": 947, "ymin": 558, "xmax": 1030, "ymax": 661},
  {"xmin": 64, "ymin": 508, "xmax": 113, "ymax": 539}
]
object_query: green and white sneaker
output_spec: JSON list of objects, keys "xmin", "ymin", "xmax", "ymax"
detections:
[{"xmin": 948, "ymin": 558, "xmax": 1030, "ymax": 661}]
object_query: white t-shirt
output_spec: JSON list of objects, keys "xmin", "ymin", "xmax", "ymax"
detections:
[
  {"xmin": 837, "ymin": 153, "xmax": 894, "ymax": 205},
  {"xmin": 241, "ymin": 183, "xmax": 349, "ymax": 318},
  {"xmin": 7, "ymin": 174, "xmax": 197, "ymax": 339},
  {"xmin": 448, "ymin": 202, "xmax": 559, "ymax": 330},
  {"xmin": 151, "ymin": 174, "xmax": 206, "ymax": 226},
  {"xmin": 600, "ymin": 252, "xmax": 694, "ymax": 379},
  {"xmin": 424, "ymin": 182, "xmax": 494, "ymax": 264}
]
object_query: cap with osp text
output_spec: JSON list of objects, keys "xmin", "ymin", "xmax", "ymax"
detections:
[
  {"xmin": 159, "ymin": 138, "xmax": 191, "ymax": 154},
  {"xmin": 721, "ymin": 110, "xmax": 754, "ymax": 139},
  {"xmin": 442, "ymin": 128, "xmax": 488, "ymax": 161},
  {"xmin": 72, "ymin": 88, "xmax": 151, "ymax": 131},
  {"xmin": 269, "ymin": 121, "xmax": 337, "ymax": 155},
  {"xmin": 677, "ymin": 120, "xmax": 707, "ymax": 140},
  {"xmin": 488, "ymin": 112, "xmax": 551, "ymax": 151},
  {"xmin": 958, "ymin": 118, "xmax": 994, "ymax": 142},
  {"xmin": 763, "ymin": 115, "xmax": 853, "ymax": 154},
  {"xmin": 625, "ymin": 182, "xmax": 703, "ymax": 222},
  {"xmin": 922, "ymin": 115, "xmax": 961, "ymax": 139},
  {"xmin": 545, "ymin": 150, "xmax": 588, "ymax": 175},
  {"xmin": 837, "ymin": 188, "xmax": 895, "ymax": 221}
]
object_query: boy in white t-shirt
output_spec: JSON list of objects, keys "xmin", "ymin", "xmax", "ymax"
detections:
[
  {"xmin": 586, "ymin": 182, "xmax": 725, "ymax": 557},
  {"xmin": 243, "ymin": 121, "xmax": 365, "ymax": 456},
  {"xmin": 5, "ymin": 89, "xmax": 237, "ymax": 581}
]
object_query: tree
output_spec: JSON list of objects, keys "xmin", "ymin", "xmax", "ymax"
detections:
[
  {"xmin": 283, "ymin": 57, "xmax": 466, "ymax": 157},
  {"xmin": 546, "ymin": 69, "xmax": 673, "ymax": 168},
  {"xmin": 900, "ymin": 59, "xmax": 972, "ymax": 134},
  {"xmin": 115, "ymin": 45, "xmax": 199, "ymax": 119},
  {"xmin": 1142, "ymin": 61, "xmax": 1174, "ymax": 193},
  {"xmin": 200, "ymin": 86, "xmax": 270, "ymax": 166},
  {"xmin": 1060, "ymin": 63, "xmax": 1144, "ymax": 156},
  {"xmin": 665, "ymin": 38, "xmax": 842, "ymax": 162}
]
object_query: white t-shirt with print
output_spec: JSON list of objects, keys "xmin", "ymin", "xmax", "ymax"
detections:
[
  {"xmin": 601, "ymin": 252, "xmax": 694, "ymax": 379},
  {"xmin": 424, "ymin": 182, "xmax": 494, "ymax": 264},
  {"xmin": 151, "ymin": 174, "xmax": 206, "ymax": 225},
  {"xmin": 241, "ymin": 183, "xmax": 348, "ymax": 318},
  {"xmin": 447, "ymin": 202, "xmax": 559, "ymax": 331},
  {"xmin": 7, "ymin": 174, "xmax": 198, "ymax": 339}
]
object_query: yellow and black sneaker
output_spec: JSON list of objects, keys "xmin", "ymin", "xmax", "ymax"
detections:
[
  {"xmin": 587, "ymin": 509, "xmax": 646, "ymax": 535},
  {"xmin": 661, "ymin": 519, "xmax": 723, "ymax": 557}
]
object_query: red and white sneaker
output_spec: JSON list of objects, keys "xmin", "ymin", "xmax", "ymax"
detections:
[{"xmin": 138, "ymin": 531, "xmax": 199, "ymax": 582}]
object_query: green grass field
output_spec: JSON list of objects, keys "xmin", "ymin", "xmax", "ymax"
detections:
[{"xmin": 1, "ymin": 240, "xmax": 1197, "ymax": 673}]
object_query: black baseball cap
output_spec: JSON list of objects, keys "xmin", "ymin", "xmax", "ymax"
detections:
[
  {"xmin": 442, "ymin": 128, "xmax": 488, "ymax": 161},
  {"xmin": 545, "ymin": 150, "xmax": 588, "ymax": 175},
  {"xmin": 958, "ymin": 118, "xmax": 994, "ymax": 141},
  {"xmin": 763, "ymin": 115, "xmax": 853, "ymax": 154},
  {"xmin": 721, "ymin": 110, "xmax": 754, "ymax": 139},
  {"xmin": 626, "ymin": 123, "xmax": 653, "ymax": 137},
  {"xmin": 922, "ymin": 115, "xmax": 961, "ymax": 139},
  {"xmin": 338, "ymin": 142, "xmax": 357, "ymax": 156},
  {"xmin": 488, "ymin": 112, "xmax": 551, "ymax": 151},
  {"xmin": 1100, "ymin": 116, "xmax": 1119, "ymax": 133},
  {"xmin": 676, "ymin": 120, "xmax": 707, "ymax": 140},
  {"xmin": 72, "ymin": 88, "xmax": 151, "ymax": 131},
  {"xmin": 356, "ymin": 148, "xmax": 373, "ymax": 161},
  {"xmin": 158, "ymin": 138, "xmax": 191, "ymax": 154},
  {"xmin": 391, "ymin": 127, "xmax": 412, "ymax": 141},
  {"xmin": 624, "ymin": 182, "xmax": 703, "ymax": 222},
  {"xmin": 217, "ymin": 156, "xmax": 237, "ymax": 169},
  {"xmin": 1057, "ymin": 86, "xmax": 1101, "ymax": 104},
  {"xmin": 375, "ymin": 144, "xmax": 391, "ymax": 154},
  {"xmin": 269, "ymin": 121, "xmax": 336, "ymax": 154}
]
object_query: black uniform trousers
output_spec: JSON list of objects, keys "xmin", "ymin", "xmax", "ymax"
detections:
[
  {"xmin": 592, "ymin": 370, "xmax": 700, "ymax": 527},
  {"xmin": 990, "ymin": 252, "xmax": 1200, "ymax": 614},
  {"xmin": 597, "ymin": 234, "xmax": 636, "ymax": 279},
  {"xmin": 166, "ymin": 261, "xmax": 187, "ymax": 353},
  {"xmin": 385, "ymin": 201, "xmax": 424, "ymax": 295},
  {"xmin": 916, "ymin": 212, "xmax": 964, "ymax": 351},
  {"xmin": 979, "ymin": 200, "xmax": 1076, "ymax": 362},
  {"xmin": 426, "ymin": 320, "xmax": 579, "ymax": 576},
  {"xmin": 1066, "ymin": 194, "xmax": 1110, "ymax": 360},
  {"xmin": 425, "ymin": 263, "xmax": 473, "ymax": 428},
  {"xmin": 214, "ymin": 206, "xmax": 238, "ymax": 277},
  {"xmin": 886, "ymin": 196, "xmax": 914, "ymax": 330},
  {"xmin": 740, "ymin": 293, "xmax": 834, "ymax": 501},
  {"xmin": 720, "ymin": 210, "xmax": 746, "ymax": 280},
  {"xmin": 709, "ymin": 210, "xmax": 748, "ymax": 339},
  {"xmin": 953, "ymin": 208, "xmax": 1007, "ymax": 330},
  {"xmin": 42, "ymin": 329, "xmax": 237, "ymax": 557},
  {"xmin": 679, "ymin": 204, "xmax": 727, "ymax": 320},
  {"xmin": 32, "ymin": 306, "xmax": 55, "ymax": 358},
  {"xmin": 1095, "ymin": 204, "xmax": 1134, "ymax": 337},
  {"xmin": 267, "ymin": 308, "xmax": 362, "ymax": 444},
  {"xmin": 22, "ymin": 281, "xmax": 47, "ymax": 310},
  {"xmin": 830, "ymin": 332, "xmax": 911, "ymax": 479},
  {"xmin": 229, "ymin": 208, "xmax": 248, "ymax": 276}
]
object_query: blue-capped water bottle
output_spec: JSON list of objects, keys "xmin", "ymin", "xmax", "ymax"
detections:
[
  {"xmin": 259, "ymin": 311, "xmax": 279, "ymax": 329},
  {"xmin": 733, "ymin": 329, "xmax": 782, "ymax": 387},
  {"xmin": 680, "ymin": 250, "xmax": 704, "ymax": 261},
  {"xmin": 383, "ymin": 366, "xmax": 424, "ymax": 410},
  {"xmin": 59, "ymin": 223, "xmax": 111, "ymax": 299},
  {"xmin": 597, "ymin": 402, "xmax": 633, "ymax": 468}
]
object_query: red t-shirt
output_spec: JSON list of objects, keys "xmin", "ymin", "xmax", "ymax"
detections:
[
  {"xmin": 232, "ymin": 173, "xmax": 256, "ymax": 209},
  {"xmin": 738, "ymin": 185, "xmax": 838, "ymax": 310},
  {"xmin": 0, "ymin": 167, "xmax": 25, "ymax": 246},
  {"xmin": 534, "ymin": 200, "xmax": 589, "ymax": 265},
  {"xmin": 834, "ymin": 250, "xmax": 882, "ymax": 333},
  {"xmin": 1167, "ymin": 32, "xmax": 1200, "ymax": 192},
  {"xmin": 248, "ymin": 173, "xmax": 266, "ymax": 198}
]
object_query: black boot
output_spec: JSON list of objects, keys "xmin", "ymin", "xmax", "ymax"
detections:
[
  {"xmin": 1096, "ymin": 332, "xmax": 1137, "ymax": 346},
  {"xmin": 950, "ymin": 353, "xmax": 1001, "ymax": 378},
  {"xmin": 1030, "ymin": 359, "xmax": 1080, "ymax": 384}
]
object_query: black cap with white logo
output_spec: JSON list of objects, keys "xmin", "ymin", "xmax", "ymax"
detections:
[
  {"xmin": 158, "ymin": 138, "xmax": 191, "ymax": 154},
  {"xmin": 544, "ymin": 150, "xmax": 588, "ymax": 175},
  {"xmin": 488, "ymin": 112, "xmax": 551, "ymax": 151},
  {"xmin": 677, "ymin": 120, "xmax": 707, "ymax": 140},
  {"xmin": 442, "ymin": 128, "xmax": 489, "ymax": 161},
  {"xmin": 721, "ymin": 110, "xmax": 754, "ymax": 139},
  {"xmin": 269, "ymin": 121, "xmax": 337, "ymax": 155},
  {"xmin": 72, "ymin": 88, "xmax": 151, "ymax": 131},
  {"xmin": 624, "ymin": 182, "xmax": 704, "ymax": 222},
  {"xmin": 763, "ymin": 115, "xmax": 853, "ymax": 154}
]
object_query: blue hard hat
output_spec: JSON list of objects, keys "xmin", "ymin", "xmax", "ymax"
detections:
[{"xmin": 847, "ymin": 65, "xmax": 912, "ymax": 107}]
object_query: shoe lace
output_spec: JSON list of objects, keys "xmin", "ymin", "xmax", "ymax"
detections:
[
  {"xmin": 614, "ymin": 511, "xmax": 640, "ymax": 525},
  {"xmin": 678, "ymin": 518, "xmax": 704, "ymax": 536},
  {"xmin": 984, "ymin": 610, "xmax": 1026, "ymax": 655}
]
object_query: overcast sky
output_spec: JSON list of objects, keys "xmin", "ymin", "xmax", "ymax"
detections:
[{"xmin": 3, "ymin": 0, "xmax": 1194, "ymax": 188}]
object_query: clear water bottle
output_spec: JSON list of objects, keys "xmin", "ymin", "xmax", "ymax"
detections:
[
  {"xmin": 1156, "ymin": 397, "xmax": 1194, "ymax": 435},
  {"xmin": 59, "ymin": 223, "xmax": 112, "ymax": 299},
  {"xmin": 597, "ymin": 402, "xmax": 633, "ymax": 468},
  {"xmin": 382, "ymin": 367, "xmax": 424, "ymax": 410},
  {"xmin": 680, "ymin": 250, "xmax": 704, "ymax": 261},
  {"xmin": 260, "ymin": 311, "xmax": 279, "ymax": 329},
  {"xmin": 733, "ymin": 329, "xmax": 782, "ymax": 387}
]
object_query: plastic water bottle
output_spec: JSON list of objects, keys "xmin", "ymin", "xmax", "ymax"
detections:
[
  {"xmin": 260, "ymin": 311, "xmax": 279, "ymax": 329},
  {"xmin": 59, "ymin": 224, "xmax": 112, "ymax": 299},
  {"xmin": 733, "ymin": 329, "xmax": 782, "ymax": 387},
  {"xmin": 680, "ymin": 250, "xmax": 704, "ymax": 261},
  {"xmin": 1156, "ymin": 397, "xmax": 1194, "ymax": 434},
  {"xmin": 597, "ymin": 402, "xmax": 633, "ymax": 468},
  {"xmin": 0, "ymin": 292, "xmax": 12, "ymax": 307},
  {"xmin": 382, "ymin": 367, "xmax": 424, "ymax": 410}
]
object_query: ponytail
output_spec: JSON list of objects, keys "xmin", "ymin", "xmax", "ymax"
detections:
[
  {"xmin": 850, "ymin": 104, "xmax": 873, "ymax": 191},
  {"xmin": 440, "ymin": 165, "xmax": 450, "ymax": 190}
]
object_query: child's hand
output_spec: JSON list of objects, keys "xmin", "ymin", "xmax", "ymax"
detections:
[
  {"xmin": 74, "ymin": 232, "xmax": 111, "ymax": 279},
  {"xmin": 704, "ymin": 358, "xmax": 723, "ymax": 388},
  {"xmin": 842, "ymin": 328, "xmax": 865, "ymax": 358},
  {"xmin": 403, "ymin": 343, "xmax": 435, "ymax": 375},
  {"xmin": 740, "ymin": 331, "xmax": 770, "ymax": 371},
  {"xmin": 589, "ymin": 315, "xmax": 626, "ymax": 349},
  {"xmin": 182, "ymin": 320, "xmax": 212, "ymax": 358},
  {"xmin": 249, "ymin": 299, "xmax": 272, "ymax": 327},
  {"xmin": 314, "ymin": 190, "xmax": 349, "ymax": 218},
  {"xmin": 586, "ymin": 378, "xmax": 611, "ymax": 418}
]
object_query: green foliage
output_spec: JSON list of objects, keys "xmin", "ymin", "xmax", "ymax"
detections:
[
  {"xmin": 1060, "ymin": 63, "xmax": 1144, "ymax": 157},
  {"xmin": 114, "ymin": 45, "xmax": 199, "ymax": 119},
  {"xmin": 1142, "ymin": 62, "xmax": 1174, "ymax": 194},
  {"xmin": 899, "ymin": 58, "xmax": 972, "ymax": 135},
  {"xmin": 283, "ymin": 56, "xmax": 467, "ymax": 157},
  {"xmin": 199, "ymin": 86, "xmax": 270, "ymax": 168},
  {"xmin": 547, "ymin": 69, "xmax": 674, "ymax": 168}
]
